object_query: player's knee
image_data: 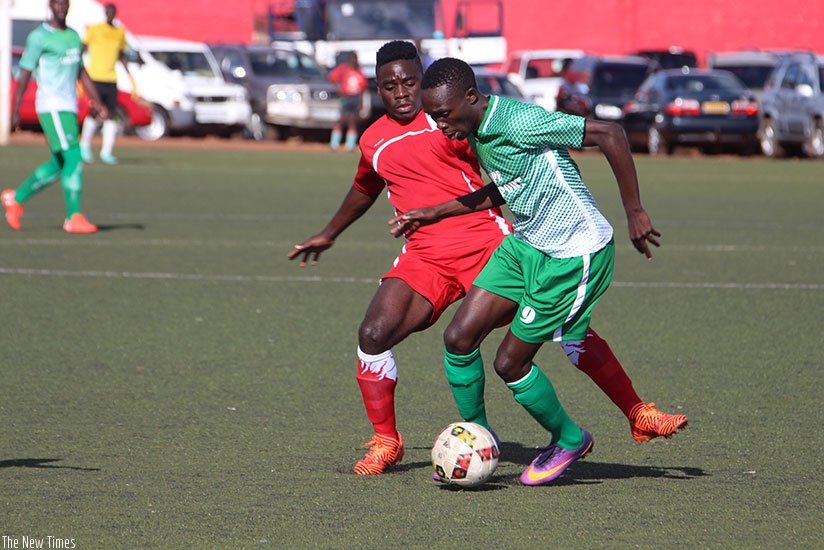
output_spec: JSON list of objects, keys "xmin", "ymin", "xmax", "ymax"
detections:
[
  {"xmin": 492, "ymin": 349, "xmax": 529, "ymax": 383},
  {"xmin": 358, "ymin": 319, "xmax": 393, "ymax": 354},
  {"xmin": 443, "ymin": 322, "xmax": 477, "ymax": 356}
]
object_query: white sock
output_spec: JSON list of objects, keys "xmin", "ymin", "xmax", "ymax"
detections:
[
  {"xmin": 80, "ymin": 117, "xmax": 99, "ymax": 149},
  {"xmin": 101, "ymin": 120, "xmax": 118, "ymax": 156}
]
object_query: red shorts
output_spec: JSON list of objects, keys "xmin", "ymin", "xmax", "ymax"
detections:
[{"xmin": 381, "ymin": 238, "xmax": 502, "ymax": 329}]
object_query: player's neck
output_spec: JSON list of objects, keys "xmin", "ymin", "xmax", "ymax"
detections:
[{"xmin": 48, "ymin": 19, "xmax": 68, "ymax": 31}]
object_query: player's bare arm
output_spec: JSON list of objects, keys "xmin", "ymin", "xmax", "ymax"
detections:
[
  {"xmin": 389, "ymin": 183, "xmax": 504, "ymax": 238},
  {"xmin": 10, "ymin": 69, "xmax": 33, "ymax": 131},
  {"xmin": 288, "ymin": 186, "xmax": 379, "ymax": 266},
  {"xmin": 582, "ymin": 119, "xmax": 661, "ymax": 260}
]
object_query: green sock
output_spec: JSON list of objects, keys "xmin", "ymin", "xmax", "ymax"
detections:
[
  {"xmin": 507, "ymin": 364, "xmax": 583, "ymax": 449},
  {"xmin": 444, "ymin": 347, "xmax": 489, "ymax": 429},
  {"xmin": 15, "ymin": 156, "xmax": 62, "ymax": 203},
  {"xmin": 60, "ymin": 148, "xmax": 83, "ymax": 217}
]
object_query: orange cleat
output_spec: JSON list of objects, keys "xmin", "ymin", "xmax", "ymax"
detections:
[
  {"xmin": 629, "ymin": 402, "xmax": 688, "ymax": 444},
  {"xmin": 2, "ymin": 189, "xmax": 24, "ymax": 230},
  {"xmin": 353, "ymin": 432, "xmax": 404, "ymax": 475},
  {"xmin": 63, "ymin": 213, "xmax": 98, "ymax": 234}
]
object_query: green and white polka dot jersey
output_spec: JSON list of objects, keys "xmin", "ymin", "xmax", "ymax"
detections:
[
  {"xmin": 469, "ymin": 95, "xmax": 614, "ymax": 258},
  {"xmin": 19, "ymin": 23, "xmax": 83, "ymax": 114}
]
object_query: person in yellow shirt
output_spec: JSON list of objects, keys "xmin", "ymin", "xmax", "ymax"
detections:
[{"xmin": 79, "ymin": 3, "xmax": 134, "ymax": 165}]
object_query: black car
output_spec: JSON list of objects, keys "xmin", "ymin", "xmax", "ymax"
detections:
[
  {"xmin": 555, "ymin": 55, "xmax": 651, "ymax": 122},
  {"xmin": 622, "ymin": 68, "xmax": 760, "ymax": 155}
]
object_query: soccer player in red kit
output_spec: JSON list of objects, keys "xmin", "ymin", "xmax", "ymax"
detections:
[{"xmin": 289, "ymin": 41, "xmax": 685, "ymax": 476}]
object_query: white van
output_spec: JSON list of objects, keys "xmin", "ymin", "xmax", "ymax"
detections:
[
  {"xmin": 122, "ymin": 36, "xmax": 251, "ymax": 140},
  {"xmin": 10, "ymin": 0, "xmax": 250, "ymax": 141}
]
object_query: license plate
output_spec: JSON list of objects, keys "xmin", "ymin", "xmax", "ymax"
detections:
[{"xmin": 702, "ymin": 101, "xmax": 730, "ymax": 114}]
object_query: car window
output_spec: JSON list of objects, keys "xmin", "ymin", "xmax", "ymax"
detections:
[
  {"xmin": 476, "ymin": 74, "xmax": 523, "ymax": 97},
  {"xmin": 591, "ymin": 64, "xmax": 648, "ymax": 94},
  {"xmin": 665, "ymin": 74, "xmax": 744, "ymax": 93},
  {"xmin": 152, "ymin": 51, "xmax": 218, "ymax": 78},
  {"xmin": 248, "ymin": 50, "xmax": 324, "ymax": 77},
  {"xmin": 525, "ymin": 57, "xmax": 575, "ymax": 79},
  {"xmin": 715, "ymin": 65, "xmax": 775, "ymax": 90},
  {"xmin": 781, "ymin": 63, "xmax": 800, "ymax": 89}
]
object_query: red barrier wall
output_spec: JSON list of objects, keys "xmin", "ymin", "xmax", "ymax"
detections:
[{"xmin": 111, "ymin": 0, "xmax": 824, "ymax": 64}]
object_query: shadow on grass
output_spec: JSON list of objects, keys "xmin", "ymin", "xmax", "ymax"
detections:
[
  {"xmin": 0, "ymin": 458, "xmax": 100, "ymax": 472},
  {"xmin": 94, "ymin": 223, "xmax": 146, "ymax": 232}
]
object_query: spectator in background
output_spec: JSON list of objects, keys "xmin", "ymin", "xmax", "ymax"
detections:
[
  {"xmin": 79, "ymin": 2, "xmax": 134, "ymax": 165},
  {"xmin": 327, "ymin": 51, "xmax": 368, "ymax": 152}
]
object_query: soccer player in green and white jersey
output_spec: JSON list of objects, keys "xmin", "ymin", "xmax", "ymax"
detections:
[
  {"xmin": 391, "ymin": 57, "xmax": 685, "ymax": 486},
  {"xmin": 3, "ymin": 0, "xmax": 108, "ymax": 234}
]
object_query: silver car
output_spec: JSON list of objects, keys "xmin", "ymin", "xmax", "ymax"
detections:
[{"xmin": 758, "ymin": 51, "xmax": 824, "ymax": 158}]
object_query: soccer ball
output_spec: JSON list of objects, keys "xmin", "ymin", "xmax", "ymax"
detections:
[{"xmin": 431, "ymin": 422, "xmax": 499, "ymax": 488}]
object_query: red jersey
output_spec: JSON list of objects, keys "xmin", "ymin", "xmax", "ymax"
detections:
[
  {"xmin": 354, "ymin": 110, "xmax": 511, "ymax": 261},
  {"xmin": 328, "ymin": 63, "xmax": 368, "ymax": 97}
]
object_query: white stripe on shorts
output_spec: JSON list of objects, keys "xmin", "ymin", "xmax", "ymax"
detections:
[
  {"xmin": 49, "ymin": 110, "xmax": 69, "ymax": 150},
  {"xmin": 553, "ymin": 253, "xmax": 590, "ymax": 342}
]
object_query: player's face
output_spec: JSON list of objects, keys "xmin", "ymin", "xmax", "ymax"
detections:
[
  {"xmin": 50, "ymin": 0, "xmax": 70, "ymax": 24},
  {"xmin": 422, "ymin": 85, "xmax": 478, "ymax": 141},
  {"xmin": 376, "ymin": 58, "xmax": 423, "ymax": 122}
]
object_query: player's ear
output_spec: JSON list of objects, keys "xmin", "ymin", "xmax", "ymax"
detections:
[{"xmin": 466, "ymin": 87, "xmax": 479, "ymax": 105}]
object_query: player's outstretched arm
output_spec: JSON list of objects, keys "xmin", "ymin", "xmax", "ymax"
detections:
[
  {"xmin": 389, "ymin": 183, "xmax": 504, "ymax": 238},
  {"xmin": 581, "ymin": 119, "xmax": 661, "ymax": 259},
  {"xmin": 288, "ymin": 186, "xmax": 379, "ymax": 266}
]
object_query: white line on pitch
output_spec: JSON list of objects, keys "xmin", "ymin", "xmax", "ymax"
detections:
[{"xmin": 0, "ymin": 267, "xmax": 821, "ymax": 289}]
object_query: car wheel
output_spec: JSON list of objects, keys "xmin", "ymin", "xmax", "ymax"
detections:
[
  {"xmin": 759, "ymin": 118, "xmax": 783, "ymax": 158},
  {"xmin": 647, "ymin": 126, "xmax": 671, "ymax": 156},
  {"xmin": 802, "ymin": 118, "xmax": 824, "ymax": 158},
  {"xmin": 135, "ymin": 105, "xmax": 169, "ymax": 142}
]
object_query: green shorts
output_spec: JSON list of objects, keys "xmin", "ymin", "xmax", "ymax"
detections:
[
  {"xmin": 37, "ymin": 111, "xmax": 80, "ymax": 153},
  {"xmin": 473, "ymin": 235, "xmax": 615, "ymax": 344}
]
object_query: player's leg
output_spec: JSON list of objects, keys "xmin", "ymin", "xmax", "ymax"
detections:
[
  {"xmin": 353, "ymin": 277, "xmax": 434, "ymax": 475},
  {"xmin": 49, "ymin": 113, "xmax": 96, "ymax": 233},
  {"xmin": 443, "ymin": 285, "xmax": 517, "ymax": 429},
  {"xmin": 98, "ymin": 83, "xmax": 120, "ymax": 164},
  {"xmin": 559, "ymin": 241, "xmax": 687, "ymax": 443},
  {"xmin": 79, "ymin": 116, "xmax": 98, "ymax": 163},
  {"xmin": 493, "ymin": 332, "xmax": 593, "ymax": 485},
  {"xmin": 3, "ymin": 112, "xmax": 69, "ymax": 230}
]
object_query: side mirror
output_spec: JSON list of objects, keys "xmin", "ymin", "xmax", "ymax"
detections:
[{"xmin": 231, "ymin": 66, "xmax": 247, "ymax": 80}]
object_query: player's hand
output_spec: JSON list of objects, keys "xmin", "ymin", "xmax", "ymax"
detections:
[
  {"xmin": 10, "ymin": 111, "xmax": 21, "ymax": 132},
  {"xmin": 287, "ymin": 235, "xmax": 335, "ymax": 267},
  {"xmin": 388, "ymin": 208, "xmax": 439, "ymax": 238},
  {"xmin": 627, "ymin": 208, "xmax": 661, "ymax": 260},
  {"xmin": 96, "ymin": 105, "xmax": 110, "ymax": 121}
]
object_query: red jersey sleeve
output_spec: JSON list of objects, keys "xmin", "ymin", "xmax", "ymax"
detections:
[{"xmin": 352, "ymin": 152, "xmax": 386, "ymax": 196}]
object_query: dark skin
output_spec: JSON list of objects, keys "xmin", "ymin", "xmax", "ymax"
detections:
[
  {"xmin": 11, "ymin": 0, "xmax": 109, "ymax": 131},
  {"xmin": 388, "ymin": 81, "xmax": 660, "ymax": 383},
  {"xmin": 287, "ymin": 57, "xmax": 436, "ymax": 354}
]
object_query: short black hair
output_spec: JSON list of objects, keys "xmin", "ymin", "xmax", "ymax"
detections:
[
  {"xmin": 376, "ymin": 40, "xmax": 422, "ymax": 71},
  {"xmin": 421, "ymin": 57, "xmax": 476, "ymax": 93}
]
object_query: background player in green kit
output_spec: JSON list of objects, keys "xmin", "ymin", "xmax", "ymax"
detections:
[
  {"xmin": 3, "ymin": 0, "xmax": 107, "ymax": 234},
  {"xmin": 391, "ymin": 57, "xmax": 685, "ymax": 486}
]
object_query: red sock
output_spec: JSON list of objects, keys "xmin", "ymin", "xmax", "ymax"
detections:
[
  {"xmin": 356, "ymin": 349, "xmax": 398, "ymax": 439},
  {"xmin": 562, "ymin": 329, "xmax": 642, "ymax": 418}
]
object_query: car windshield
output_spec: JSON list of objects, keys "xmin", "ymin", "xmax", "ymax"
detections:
[
  {"xmin": 592, "ymin": 64, "xmax": 649, "ymax": 94},
  {"xmin": 249, "ymin": 50, "xmax": 324, "ymax": 77},
  {"xmin": 525, "ymin": 57, "xmax": 576, "ymax": 79},
  {"xmin": 325, "ymin": 0, "xmax": 440, "ymax": 40},
  {"xmin": 665, "ymin": 74, "xmax": 745, "ymax": 94},
  {"xmin": 152, "ymin": 51, "xmax": 218, "ymax": 78},
  {"xmin": 713, "ymin": 65, "xmax": 775, "ymax": 90}
]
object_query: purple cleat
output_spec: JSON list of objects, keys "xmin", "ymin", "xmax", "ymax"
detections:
[{"xmin": 520, "ymin": 429, "xmax": 593, "ymax": 486}]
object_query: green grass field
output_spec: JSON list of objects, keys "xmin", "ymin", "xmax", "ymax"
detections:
[{"xmin": 1, "ymin": 142, "xmax": 822, "ymax": 549}]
